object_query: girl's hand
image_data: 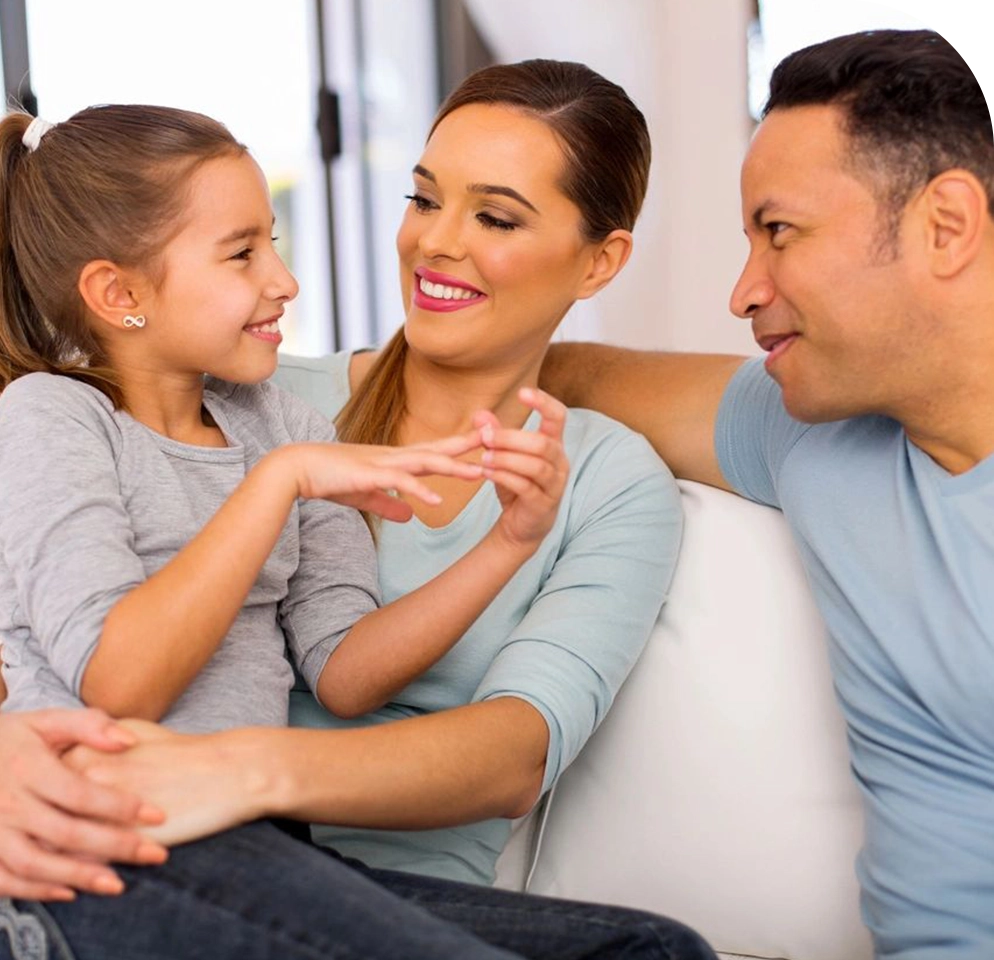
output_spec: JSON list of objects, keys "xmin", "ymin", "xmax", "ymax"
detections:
[
  {"xmin": 476, "ymin": 388, "xmax": 569, "ymax": 550},
  {"xmin": 284, "ymin": 432, "xmax": 484, "ymax": 522}
]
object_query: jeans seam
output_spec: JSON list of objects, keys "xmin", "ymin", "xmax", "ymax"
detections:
[{"xmin": 3, "ymin": 897, "xmax": 80, "ymax": 960}]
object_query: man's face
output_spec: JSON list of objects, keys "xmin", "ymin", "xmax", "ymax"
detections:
[{"xmin": 730, "ymin": 104, "xmax": 931, "ymax": 424}]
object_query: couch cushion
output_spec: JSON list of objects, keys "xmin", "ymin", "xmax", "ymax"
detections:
[{"xmin": 521, "ymin": 481, "xmax": 872, "ymax": 960}]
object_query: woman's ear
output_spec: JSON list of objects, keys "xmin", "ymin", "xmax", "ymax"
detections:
[
  {"xmin": 576, "ymin": 229, "xmax": 633, "ymax": 300},
  {"xmin": 919, "ymin": 169, "xmax": 988, "ymax": 279},
  {"xmin": 78, "ymin": 260, "xmax": 142, "ymax": 331}
]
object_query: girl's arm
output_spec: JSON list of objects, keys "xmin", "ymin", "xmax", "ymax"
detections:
[
  {"xmin": 84, "ymin": 436, "xmax": 484, "ymax": 720},
  {"xmin": 0, "ymin": 375, "xmax": 480, "ymax": 723},
  {"xmin": 313, "ymin": 388, "xmax": 569, "ymax": 718}
]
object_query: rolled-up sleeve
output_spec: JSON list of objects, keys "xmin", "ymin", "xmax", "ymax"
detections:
[{"xmin": 473, "ymin": 427, "xmax": 683, "ymax": 792}]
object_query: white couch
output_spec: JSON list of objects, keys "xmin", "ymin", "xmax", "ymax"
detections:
[{"xmin": 494, "ymin": 481, "xmax": 873, "ymax": 960}]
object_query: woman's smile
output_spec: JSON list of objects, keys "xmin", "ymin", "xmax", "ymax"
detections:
[{"xmin": 413, "ymin": 266, "xmax": 486, "ymax": 312}]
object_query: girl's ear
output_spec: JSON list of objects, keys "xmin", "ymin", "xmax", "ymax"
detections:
[
  {"xmin": 576, "ymin": 229, "xmax": 634, "ymax": 300},
  {"xmin": 78, "ymin": 260, "xmax": 142, "ymax": 330}
]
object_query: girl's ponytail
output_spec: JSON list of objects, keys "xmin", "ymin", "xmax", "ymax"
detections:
[{"xmin": 0, "ymin": 112, "xmax": 57, "ymax": 392}]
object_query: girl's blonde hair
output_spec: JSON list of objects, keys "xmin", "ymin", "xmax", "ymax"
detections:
[
  {"xmin": 335, "ymin": 59, "xmax": 650, "ymax": 448},
  {"xmin": 0, "ymin": 104, "xmax": 245, "ymax": 406}
]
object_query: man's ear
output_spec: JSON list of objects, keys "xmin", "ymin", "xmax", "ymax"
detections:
[
  {"xmin": 576, "ymin": 229, "xmax": 634, "ymax": 300},
  {"xmin": 920, "ymin": 169, "xmax": 988, "ymax": 279},
  {"xmin": 78, "ymin": 260, "xmax": 142, "ymax": 330}
]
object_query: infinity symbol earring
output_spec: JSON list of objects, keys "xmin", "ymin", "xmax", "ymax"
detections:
[{"xmin": 122, "ymin": 314, "xmax": 146, "ymax": 328}]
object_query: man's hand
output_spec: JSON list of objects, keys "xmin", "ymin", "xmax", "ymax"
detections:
[{"xmin": 0, "ymin": 709, "xmax": 167, "ymax": 900}]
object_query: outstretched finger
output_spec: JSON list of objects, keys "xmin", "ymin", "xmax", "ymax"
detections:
[
  {"xmin": 411, "ymin": 427, "xmax": 483, "ymax": 460},
  {"xmin": 519, "ymin": 387, "xmax": 567, "ymax": 441},
  {"xmin": 380, "ymin": 448, "xmax": 483, "ymax": 482}
]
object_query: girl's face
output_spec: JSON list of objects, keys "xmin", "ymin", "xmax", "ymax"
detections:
[
  {"xmin": 396, "ymin": 104, "xmax": 603, "ymax": 373},
  {"xmin": 137, "ymin": 153, "xmax": 298, "ymax": 384}
]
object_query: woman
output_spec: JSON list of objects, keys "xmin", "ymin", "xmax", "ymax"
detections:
[{"xmin": 0, "ymin": 61, "xmax": 697, "ymax": 959}]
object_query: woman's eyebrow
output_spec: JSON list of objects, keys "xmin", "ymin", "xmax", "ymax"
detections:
[{"xmin": 412, "ymin": 164, "xmax": 539, "ymax": 214}]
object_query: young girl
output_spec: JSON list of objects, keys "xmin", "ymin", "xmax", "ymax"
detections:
[{"xmin": 0, "ymin": 105, "xmax": 567, "ymax": 739}]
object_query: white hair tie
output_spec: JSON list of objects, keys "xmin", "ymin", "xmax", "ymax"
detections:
[{"xmin": 22, "ymin": 116, "xmax": 55, "ymax": 152}]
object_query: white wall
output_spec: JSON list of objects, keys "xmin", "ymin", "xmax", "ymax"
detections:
[{"xmin": 464, "ymin": 0, "xmax": 758, "ymax": 354}]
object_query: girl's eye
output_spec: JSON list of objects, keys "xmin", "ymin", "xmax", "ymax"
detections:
[
  {"xmin": 231, "ymin": 247, "xmax": 252, "ymax": 261},
  {"xmin": 404, "ymin": 193, "xmax": 436, "ymax": 214},
  {"xmin": 477, "ymin": 212, "xmax": 517, "ymax": 232}
]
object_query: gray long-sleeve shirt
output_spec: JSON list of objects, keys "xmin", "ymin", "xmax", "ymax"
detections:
[{"xmin": 0, "ymin": 373, "xmax": 379, "ymax": 732}]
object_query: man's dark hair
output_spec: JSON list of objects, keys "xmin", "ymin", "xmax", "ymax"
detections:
[{"xmin": 765, "ymin": 29, "xmax": 994, "ymax": 235}]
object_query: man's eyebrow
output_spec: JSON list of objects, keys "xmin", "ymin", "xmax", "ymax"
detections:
[
  {"xmin": 751, "ymin": 200, "xmax": 792, "ymax": 229},
  {"xmin": 412, "ymin": 164, "xmax": 539, "ymax": 214},
  {"xmin": 216, "ymin": 218, "xmax": 275, "ymax": 246}
]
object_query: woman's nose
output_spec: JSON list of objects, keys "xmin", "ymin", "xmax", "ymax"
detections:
[{"xmin": 418, "ymin": 212, "xmax": 465, "ymax": 261}]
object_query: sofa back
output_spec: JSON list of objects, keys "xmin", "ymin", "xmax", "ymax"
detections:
[{"xmin": 496, "ymin": 481, "xmax": 872, "ymax": 960}]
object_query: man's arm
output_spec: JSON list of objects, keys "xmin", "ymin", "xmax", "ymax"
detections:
[{"xmin": 540, "ymin": 343, "xmax": 746, "ymax": 490}]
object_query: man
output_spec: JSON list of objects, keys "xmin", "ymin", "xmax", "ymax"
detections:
[
  {"xmin": 542, "ymin": 28, "xmax": 994, "ymax": 960},
  {"xmin": 1, "ymin": 26, "xmax": 991, "ymax": 960}
]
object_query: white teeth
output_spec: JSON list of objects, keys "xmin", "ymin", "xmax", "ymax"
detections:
[
  {"xmin": 419, "ymin": 277, "xmax": 480, "ymax": 301},
  {"xmin": 253, "ymin": 321, "xmax": 280, "ymax": 333}
]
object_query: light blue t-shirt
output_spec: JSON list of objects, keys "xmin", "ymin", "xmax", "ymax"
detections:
[
  {"xmin": 275, "ymin": 352, "xmax": 683, "ymax": 885},
  {"xmin": 716, "ymin": 358, "xmax": 994, "ymax": 960}
]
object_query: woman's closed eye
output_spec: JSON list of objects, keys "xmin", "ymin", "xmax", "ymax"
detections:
[
  {"xmin": 476, "ymin": 211, "xmax": 517, "ymax": 232},
  {"xmin": 404, "ymin": 193, "xmax": 437, "ymax": 214}
]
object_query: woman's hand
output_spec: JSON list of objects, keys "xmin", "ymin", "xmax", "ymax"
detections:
[
  {"xmin": 65, "ymin": 721, "xmax": 270, "ymax": 847},
  {"xmin": 283, "ymin": 432, "xmax": 484, "ymax": 522},
  {"xmin": 0, "ymin": 709, "xmax": 167, "ymax": 900},
  {"xmin": 477, "ymin": 388, "xmax": 569, "ymax": 550}
]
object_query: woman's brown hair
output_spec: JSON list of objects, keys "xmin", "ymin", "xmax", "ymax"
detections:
[
  {"xmin": 336, "ymin": 59, "xmax": 651, "ymax": 448},
  {"xmin": 0, "ymin": 104, "xmax": 245, "ymax": 406}
]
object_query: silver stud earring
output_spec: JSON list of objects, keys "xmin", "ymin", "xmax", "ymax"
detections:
[{"xmin": 122, "ymin": 314, "xmax": 146, "ymax": 329}]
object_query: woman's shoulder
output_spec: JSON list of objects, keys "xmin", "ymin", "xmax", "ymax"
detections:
[
  {"xmin": 563, "ymin": 406, "xmax": 672, "ymax": 474},
  {"xmin": 205, "ymin": 376, "xmax": 336, "ymax": 444},
  {"xmin": 561, "ymin": 406, "xmax": 680, "ymax": 513},
  {"xmin": 270, "ymin": 350, "xmax": 361, "ymax": 421}
]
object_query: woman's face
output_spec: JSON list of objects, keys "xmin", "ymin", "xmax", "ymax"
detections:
[{"xmin": 396, "ymin": 103, "xmax": 601, "ymax": 372}]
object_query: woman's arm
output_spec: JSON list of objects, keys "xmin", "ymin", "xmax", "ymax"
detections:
[
  {"xmin": 66, "ymin": 697, "xmax": 549, "ymax": 846},
  {"xmin": 314, "ymin": 389, "xmax": 569, "ymax": 717}
]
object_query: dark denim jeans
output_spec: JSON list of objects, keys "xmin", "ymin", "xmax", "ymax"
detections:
[{"xmin": 1, "ymin": 821, "xmax": 715, "ymax": 960}]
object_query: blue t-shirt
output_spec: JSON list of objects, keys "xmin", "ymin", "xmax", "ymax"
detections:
[
  {"xmin": 716, "ymin": 358, "xmax": 994, "ymax": 960},
  {"xmin": 275, "ymin": 352, "xmax": 683, "ymax": 885}
]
